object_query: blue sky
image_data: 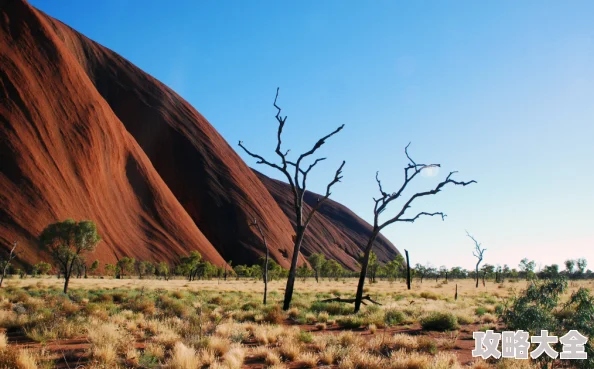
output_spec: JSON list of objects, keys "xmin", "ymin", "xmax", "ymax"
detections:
[{"xmin": 30, "ymin": 1, "xmax": 594, "ymax": 271}]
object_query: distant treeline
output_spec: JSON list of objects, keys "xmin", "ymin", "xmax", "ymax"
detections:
[{"xmin": 6, "ymin": 251, "xmax": 591, "ymax": 283}]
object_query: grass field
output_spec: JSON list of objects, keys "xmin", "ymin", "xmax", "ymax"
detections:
[{"xmin": 0, "ymin": 277, "xmax": 592, "ymax": 369}]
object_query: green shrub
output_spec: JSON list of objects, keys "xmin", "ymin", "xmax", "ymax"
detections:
[
  {"xmin": 475, "ymin": 307, "xmax": 487, "ymax": 316},
  {"xmin": 494, "ymin": 304, "xmax": 505, "ymax": 315},
  {"xmin": 500, "ymin": 278, "xmax": 566, "ymax": 334},
  {"xmin": 420, "ymin": 312, "xmax": 459, "ymax": 331},
  {"xmin": 241, "ymin": 301, "xmax": 259, "ymax": 311},
  {"xmin": 501, "ymin": 278, "xmax": 594, "ymax": 369},
  {"xmin": 337, "ymin": 316, "xmax": 363, "ymax": 329},
  {"xmin": 384, "ymin": 309, "xmax": 405, "ymax": 326},
  {"xmin": 310, "ymin": 301, "xmax": 352, "ymax": 315},
  {"xmin": 298, "ymin": 330, "xmax": 313, "ymax": 343}
]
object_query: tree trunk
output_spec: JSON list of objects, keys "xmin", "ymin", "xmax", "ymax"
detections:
[
  {"xmin": 264, "ymin": 247, "xmax": 269, "ymax": 305},
  {"xmin": 405, "ymin": 250, "xmax": 411, "ymax": 290},
  {"xmin": 455, "ymin": 283, "xmax": 458, "ymax": 300},
  {"xmin": 0, "ymin": 264, "xmax": 9, "ymax": 288},
  {"xmin": 63, "ymin": 275, "xmax": 70, "ymax": 294},
  {"xmin": 354, "ymin": 232, "xmax": 378, "ymax": 313},
  {"xmin": 445, "ymin": 271, "xmax": 448, "ymax": 282},
  {"xmin": 475, "ymin": 264, "xmax": 479, "ymax": 288},
  {"xmin": 283, "ymin": 226, "xmax": 305, "ymax": 310},
  {"xmin": 64, "ymin": 260, "xmax": 76, "ymax": 294}
]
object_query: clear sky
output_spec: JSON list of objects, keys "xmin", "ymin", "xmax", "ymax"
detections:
[{"xmin": 30, "ymin": 0, "xmax": 594, "ymax": 272}]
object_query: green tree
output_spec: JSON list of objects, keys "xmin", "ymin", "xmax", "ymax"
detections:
[
  {"xmin": 297, "ymin": 264, "xmax": 312, "ymax": 280},
  {"xmin": 39, "ymin": 219, "xmax": 101, "ymax": 293},
  {"xmin": 322, "ymin": 259, "xmax": 343, "ymax": 280},
  {"xmin": 576, "ymin": 258, "xmax": 587, "ymax": 276},
  {"xmin": 540, "ymin": 264, "xmax": 559, "ymax": 279},
  {"xmin": 519, "ymin": 258, "xmax": 536, "ymax": 280},
  {"xmin": 137, "ymin": 261, "xmax": 155, "ymax": 279},
  {"xmin": 157, "ymin": 262, "xmax": 170, "ymax": 280},
  {"xmin": 307, "ymin": 253, "xmax": 326, "ymax": 283},
  {"xmin": 249, "ymin": 264, "xmax": 262, "ymax": 280},
  {"xmin": 480, "ymin": 264, "xmax": 495, "ymax": 285},
  {"xmin": 105, "ymin": 263, "xmax": 117, "ymax": 277},
  {"xmin": 179, "ymin": 251, "xmax": 202, "ymax": 281},
  {"xmin": 199, "ymin": 261, "xmax": 218, "ymax": 279},
  {"xmin": 32, "ymin": 262, "xmax": 52, "ymax": 277},
  {"xmin": 117, "ymin": 257, "xmax": 135, "ymax": 279},
  {"xmin": 565, "ymin": 259, "xmax": 576, "ymax": 274},
  {"xmin": 414, "ymin": 263, "xmax": 429, "ymax": 283},
  {"xmin": 89, "ymin": 260, "xmax": 99, "ymax": 275},
  {"xmin": 384, "ymin": 258, "xmax": 401, "ymax": 282}
]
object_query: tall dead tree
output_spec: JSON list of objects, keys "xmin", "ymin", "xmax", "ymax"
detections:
[
  {"xmin": 467, "ymin": 231, "xmax": 486, "ymax": 288},
  {"xmin": 353, "ymin": 144, "xmax": 476, "ymax": 313},
  {"xmin": 405, "ymin": 249, "xmax": 411, "ymax": 290},
  {"xmin": 0, "ymin": 241, "xmax": 19, "ymax": 288},
  {"xmin": 250, "ymin": 217, "xmax": 269, "ymax": 305},
  {"xmin": 239, "ymin": 88, "xmax": 345, "ymax": 310}
]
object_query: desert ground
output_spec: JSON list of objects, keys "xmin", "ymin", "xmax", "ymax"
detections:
[{"xmin": 1, "ymin": 277, "xmax": 592, "ymax": 369}]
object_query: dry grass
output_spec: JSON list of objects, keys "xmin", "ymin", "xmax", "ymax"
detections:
[
  {"xmin": 1, "ymin": 278, "xmax": 591, "ymax": 369},
  {"xmin": 3, "ymin": 276, "xmax": 563, "ymax": 297},
  {"xmin": 167, "ymin": 342, "xmax": 200, "ymax": 369},
  {"xmin": 0, "ymin": 331, "xmax": 7, "ymax": 349}
]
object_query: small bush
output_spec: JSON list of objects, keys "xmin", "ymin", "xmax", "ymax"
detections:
[
  {"xmin": 384, "ymin": 309, "xmax": 405, "ymax": 326},
  {"xmin": 241, "ymin": 301, "xmax": 259, "ymax": 311},
  {"xmin": 417, "ymin": 336, "xmax": 438, "ymax": 354},
  {"xmin": 475, "ymin": 307, "xmax": 487, "ymax": 316},
  {"xmin": 298, "ymin": 330, "xmax": 313, "ymax": 343},
  {"xmin": 337, "ymin": 316, "xmax": 363, "ymax": 329},
  {"xmin": 420, "ymin": 291, "xmax": 439, "ymax": 300},
  {"xmin": 317, "ymin": 311, "xmax": 329, "ymax": 323},
  {"xmin": 420, "ymin": 312, "xmax": 459, "ymax": 331},
  {"xmin": 310, "ymin": 301, "xmax": 351, "ymax": 315},
  {"xmin": 263, "ymin": 305, "xmax": 285, "ymax": 324}
]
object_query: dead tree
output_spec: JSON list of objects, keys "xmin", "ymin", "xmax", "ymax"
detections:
[
  {"xmin": 0, "ymin": 241, "xmax": 19, "ymax": 288},
  {"xmin": 353, "ymin": 143, "xmax": 476, "ymax": 313},
  {"xmin": 239, "ymin": 88, "xmax": 345, "ymax": 310},
  {"xmin": 250, "ymin": 218, "xmax": 269, "ymax": 305},
  {"xmin": 405, "ymin": 249, "xmax": 411, "ymax": 290},
  {"xmin": 467, "ymin": 231, "xmax": 486, "ymax": 288}
]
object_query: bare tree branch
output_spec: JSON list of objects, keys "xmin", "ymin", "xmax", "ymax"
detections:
[
  {"xmin": 397, "ymin": 212, "xmax": 446, "ymax": 223},
  {"xmin": 238, "ymin": 88, "xmax": 346, "ymax": 310},
  {"xmin": 467, "ymin": 231, "xmax": 486, "ymax": 287},
  {"xmin": 354, "ymin": 142, "xmax": 476, "ymax": 313},
  {"xmin": 379, "ymin": 170, "xmax": 476, "ymax": 231},
  {"xmin": 303, "ymin": 160, "xmax": 345, "ymax": 228},
  {"xmin": 0, "ymin": 241, "xmax": 19, "ymax": 288}
]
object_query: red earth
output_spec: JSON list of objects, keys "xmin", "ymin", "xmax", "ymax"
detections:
[{"xmin": 0, "ymin": 0, "xmax": 398, "ymax": 270}]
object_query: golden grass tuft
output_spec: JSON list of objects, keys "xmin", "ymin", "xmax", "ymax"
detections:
[
  {"xmin": 297, "ymin": 352, "xmax": 319, "ymax": 368},
  {"xmin": 0, "ymin": 331, "xmax": 7, "ymax": 349},
  {"xmin": 167, "ymin": 342, "xmax": 200, "ymax": 369}
]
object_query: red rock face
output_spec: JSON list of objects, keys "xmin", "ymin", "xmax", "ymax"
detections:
[
  {"xmin": 0, "ymin": 0, "xmax": 398, "ymax": 271},
  {"xmin": 254, "ymin": 171, "xmax": 400, "ymax": 269}
]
